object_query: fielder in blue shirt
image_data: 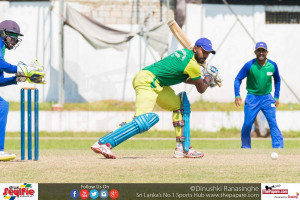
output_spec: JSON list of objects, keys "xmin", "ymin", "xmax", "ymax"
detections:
[{"xmin": 234, "ymin": 42, "xmax": 284, "ymax": 149}]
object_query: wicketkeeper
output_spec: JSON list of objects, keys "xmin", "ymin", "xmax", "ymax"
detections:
[
  {"xmin": 0, "ymin": 20, "xmax": 45, "ymax": 161},
  {"xmin": 91, "ymin": 38, "xmax": 221, "ymax": 159}
]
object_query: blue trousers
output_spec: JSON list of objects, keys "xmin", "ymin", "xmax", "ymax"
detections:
[
  {"xmin": 241, "ymin": 93, "xmax": 284, "ymax": 148},
  {"xmin": 0, "ymin": 96, "xmax": 9, "ymax": 151}
]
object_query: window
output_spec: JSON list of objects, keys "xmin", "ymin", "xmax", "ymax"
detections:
[
  {"xmin": 266, "ymin": 11, "xmax": 300, "ymax": 24},
  {"xmin": 266, "ymin": 6, "xmax": 300, "ymax": 24}
]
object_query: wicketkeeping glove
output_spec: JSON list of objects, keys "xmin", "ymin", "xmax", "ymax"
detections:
[
  {"xmin": 16, "ymin": 75, "xmax": 46, "ymax": 84},
  {"xmin": 16, "ymin": 59, "xmax": 45, "ymax": 84},
  {"xmin": 27, "ymin": 75, "xmax": 46, "ymax": 84}
]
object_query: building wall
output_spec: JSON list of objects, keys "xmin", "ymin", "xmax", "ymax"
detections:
[
  {"xmin": 6, "ymin": 110, "xmax": 300, "ymax": 132},
  {"xmin": 0, "ymin": 2, "xmax": 299, "ymax": 104},
  {"xmin": 184, "ymin": 4, "xmax": 300, "ymax": 103},
  {"xmin": 67, "ymin": 0, "xmax": 175, "ymax": 24}
]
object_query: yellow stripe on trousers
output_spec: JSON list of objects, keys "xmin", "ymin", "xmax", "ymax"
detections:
[{"xmin": 132, "ymin": 70, "xmax": 183, "ymax": 138}]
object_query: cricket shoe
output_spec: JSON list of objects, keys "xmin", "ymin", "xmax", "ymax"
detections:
[
  {"xmin": 91, "ymin": 141, "xmax": 116, "ymax": 159},
  {"xmin": 0, "ymin": 151, "xmax": 16, "ymax": 161},
  {"xmin": 174, "ymin": 147, "xmax": 204, "ymax": 158}
]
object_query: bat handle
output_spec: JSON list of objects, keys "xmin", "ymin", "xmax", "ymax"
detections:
[
  {"xmin": 216, "ymin": 81, "xmax": 222, "ymax": 87},
  {"xmin": 187, "ymin": 44, "xmax": 194, "ymax": 50},
  {"xmin": 168, "ymin": 19, "xmax": 175, "ymax": 26}
]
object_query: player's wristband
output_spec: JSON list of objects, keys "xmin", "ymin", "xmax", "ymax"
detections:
[{"xmin": 203, "ymin": 76, "xmax": 211, "ymax": 86}]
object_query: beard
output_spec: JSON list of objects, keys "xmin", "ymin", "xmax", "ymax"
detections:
[
  {"xmin": 195, "ymin": 53, "xmax": 206, "ymax": 64},
  {"xmin": 7, "ymin": 44, "xmax": 14, "ymax": 50},
  {"xmin": 257, "ymin": 55, "xmax": 266, "ymax": 62}
]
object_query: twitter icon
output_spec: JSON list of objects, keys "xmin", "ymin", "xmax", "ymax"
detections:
[{"xmin": 90, "ymin": 189, "xmax": 99, "ymax": 199}]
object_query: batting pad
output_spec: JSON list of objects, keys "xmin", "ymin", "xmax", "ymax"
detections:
[
  {"xmin": 181, "ymin": 92, "xmax": 191, "ymax": 152},
  {"xmin": 99, "ymin": 113, "xmax": 159, "ymax": 148}
]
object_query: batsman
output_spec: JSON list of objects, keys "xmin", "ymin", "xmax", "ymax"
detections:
[
  {"xmin": 0, "ymin": 20, "xmax": 45, "ymax": 161},
  {"xmin": 91, "ymin": 37, "xmax": 221, "ymax": 159}
]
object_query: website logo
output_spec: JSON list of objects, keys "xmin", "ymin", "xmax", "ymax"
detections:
[
  {"xmin": 80, "ymin": 189, "xmax": 89, "ymax": 199},
  {"xmin": 99, "ymin": 189, "xmax": 109, "ymax": 199},
  {"xmin": 109, "ymin": 189, "xmax": 119, "ymax": 199},
  {"xmin": 70, "ymin": 189, "xmax": 79, "ymax": 199},
  {"xmin": 2, "ymin": 183, "xmax": 37, "ymax": 200},
  {"xmin": 288, "ymin": 192, "xmax": 299, "ymax": 199},
  {"xmin": 90, "ymin": 189, "xmax": 99, "ymax": 199},
  {"xmin": 262, "ymin": 183, "xmax": 300, "ymax": 200},
  {"xmin": 262, "ymin": 184, "xmax": 288, "ymax": 194},
  {"xmin": 265, "ymin": 184, "xmax": 281, "ymax": 190}
]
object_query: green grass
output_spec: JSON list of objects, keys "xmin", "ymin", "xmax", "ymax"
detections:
[
  {"xmin": 8, "ymin": 100, "xmax": 300, "ymax": 111},
  {"xmin": 5, "ymin": 139, "xmax": 300, "ymax": 150},
  {"xmin": 9, "ymin": 100, "xmax": 136, "ymax": 111},
  {"xmin": 6, "ymin": 128, "xmax": 300, "ymax": 138},
  {"xmin": 3, "ymin": 131, "xmax": 300, "ymax": 183},
  {"xmin": 5, "ymin": 129, "xmax": 300, "ymax": 151},
  {"xmin": 191, "ymin": 100, "xmax": 300, "ymax": 111}
]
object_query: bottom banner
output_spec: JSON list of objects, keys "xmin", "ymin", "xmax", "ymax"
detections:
[
  {"xmin": 3, "ymin": 183, "xmax": 299, "ymax": 199},
  {"xmin": 37, "ymin": 183, "xmax": 261, "ymax": 200}
]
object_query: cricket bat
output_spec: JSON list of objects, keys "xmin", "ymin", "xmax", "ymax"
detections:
[
  {"xmin": 168, "ymin": 20, "xmax": 194, "ymax": 50},
  {"xmin": 168, "ymin": 19, "xmax": 222, "ymax": 87}
]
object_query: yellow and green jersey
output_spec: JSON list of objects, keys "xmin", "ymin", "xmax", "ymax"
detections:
[
  {"xmin": 143, "ymin": 49, "xmax": 201, "ymax": 86},
  {"xmin": 234, "ymin": 58, "xmax": 281, "ymax": 99}
]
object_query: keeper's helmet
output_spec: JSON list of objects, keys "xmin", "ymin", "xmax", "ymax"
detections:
[{"xmin": 0, "ymin": 20, "xmax": 23, "ymax": 50}]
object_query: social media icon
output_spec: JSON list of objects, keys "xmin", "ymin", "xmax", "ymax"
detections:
[
  {"xmin": 99, "ymin": 189, "xmax": 109, "ymax": 199},
  {"xmin": 80, "ymin": 189, "xmax": 89, "ymax": 199},
  {"xmin": 90, "ymin": 189, "xmax": 99, "ymax": 199},
  {"xmin": 70, "ymin": 189, "xmax": 79, "ymax": 199},
  {"xmin": 109, "ymin": 189, "xmax": 119, "ymax": 199}
]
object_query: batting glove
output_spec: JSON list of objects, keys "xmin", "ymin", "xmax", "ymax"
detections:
[{"xmin": 202, "ymin": 65, "xmax": 219, "ymax": 79}]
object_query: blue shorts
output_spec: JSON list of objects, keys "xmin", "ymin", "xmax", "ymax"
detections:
[{"xmin": 241, "ymin": 93, "xmax": 284, "ymax": 148}]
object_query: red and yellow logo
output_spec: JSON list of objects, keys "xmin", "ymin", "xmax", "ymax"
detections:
[{"xmin": 3, "ymin": 183, "xmax": 35, "ymax": 200}]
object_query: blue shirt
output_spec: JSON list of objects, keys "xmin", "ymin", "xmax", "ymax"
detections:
[
  {"xmin": 234, "ymin": 58, "xmax": 281, "ymax": 99},
  {"xmin": 0, "ymin": 39, "xmax": 17, "ymax": 87}
]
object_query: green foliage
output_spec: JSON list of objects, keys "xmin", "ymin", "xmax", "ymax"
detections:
[
  {"xmin": 191, "ymin": 100, "xmax": 243, "ymax": 111},
  {"xmin": 8, "ymin": 100, "xmax": 300, "ymax": 111},
  {"xmin": 6, "ymin": 128, "xmax": 299, "ymax": 138},
  {"xmin": 283, "ymin": 130, "xmax": 300, "ymax": 138},
  {"xmin": 5, "ymin": 137, "xmax": 300, "ymax": 150}
]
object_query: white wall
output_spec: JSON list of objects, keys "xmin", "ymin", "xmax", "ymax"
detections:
[
  {"xmin": 0, "ymin": 1, "xmax": 59, "ymax": 102},
  {"xmin": 7, "ymin": 111, "xmax": 300, "ymax": 132},
  {"xmin": 185, "ymin": 4, "xmax": 300, "ymax": 103},
  {"xmin": 0, "ymin": 1, "xmax": 162, "ymax": 103},
  {"xmin": 0, "ymin": 2, "xmax": 299, "ymax": 104}
]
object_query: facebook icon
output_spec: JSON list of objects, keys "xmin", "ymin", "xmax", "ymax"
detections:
[{"xmin": 70, "ymin": 189, "xmax": 79, "ymax": 199}]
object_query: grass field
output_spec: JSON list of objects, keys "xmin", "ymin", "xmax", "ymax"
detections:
[
  {"xmin": 2, "ymin": 131, "xmax": 300, "ymax": 183},
  {"xmin": 8, "ymin": 99, "xmax": 300, "ymax": 111}
]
